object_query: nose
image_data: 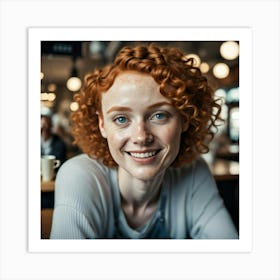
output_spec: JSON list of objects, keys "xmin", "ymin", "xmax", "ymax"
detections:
[{"xmin": 131, "ymin": 121, "xmax": 153, "ymax": 145}]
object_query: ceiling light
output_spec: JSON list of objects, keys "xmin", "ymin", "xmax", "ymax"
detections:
[
  {"xmin": 66, "ymin": 76, "xmax": 82, "ymax": 92},
  {"xmin": 48, "ymin": 93, "xmax": 56, "ymax": 102},
  {"xmin": 41, "ymin": 92, "xmax": 56, "ymax": 102},
  {"xmin": 66, "ymin": 58, "xmax": 82, "ymax": 92},
  {"xmin": 213, "ymin": 63, "xmax": 230, "ymax": 79},
  {"xmin": 220, "ymin": 41, "xmax": 239, "ymax": 60},
  {"xmin": 200, "ymin": 62, "xmax": 210, "ymax": 73},
  {"xmin": 70, "ymin": 102, "xmax": 79, "ymax": 111},
  {"xmin": 41, "ymin": 92, "xmax": 48, "ymax": 101},
  {"xmin": 48, "ymin": 83, "xmax": 57, "ymax": 92}
]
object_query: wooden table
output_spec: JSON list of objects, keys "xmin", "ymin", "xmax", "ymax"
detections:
[
  {"xmin": 210, "ymin": 159, "xmax": 239, "ymax": 230},
  {"xmin": 211, "ymin": 159, "xmax": 239, "ymax": 181},
  {"xmin": 41, "ymin": 180, "xmax": 55, "ymax": 192}
]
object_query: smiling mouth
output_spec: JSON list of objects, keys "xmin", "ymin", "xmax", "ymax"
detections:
[{"xmin": 126, "ymin": 150, "xmax": 160, "ymax": 159}]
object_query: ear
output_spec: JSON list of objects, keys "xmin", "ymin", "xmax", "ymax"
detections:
[{"xmin": 97, "ymin": 111, "xmax": 107, "ymax": 138}]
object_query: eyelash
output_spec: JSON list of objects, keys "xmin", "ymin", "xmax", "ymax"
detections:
[
  {"xmin": 113, "ymin": 115, "xmax": 128, "ymax": 125},
  {"xmin": 112, "ymin": 111, "xmax": 170, "ymax": 126},
  {"xmin": 150, "ymin": 112, "xmax": 169, "ymax": 121}
]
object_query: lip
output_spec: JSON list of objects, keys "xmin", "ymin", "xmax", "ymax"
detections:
[{"xmin": 125, "ymin": 149, "xmax": 161, "ymax": 164}]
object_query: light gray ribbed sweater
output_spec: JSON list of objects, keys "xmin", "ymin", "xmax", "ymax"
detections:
[{"xmin": 50, "ymin": 154, "xmax": 238, "ymax": 239}]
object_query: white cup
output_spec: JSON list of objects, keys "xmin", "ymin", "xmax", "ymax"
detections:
[{"xmin": 41, "ymin": 155, "xmax": 61, "ymax": 182}]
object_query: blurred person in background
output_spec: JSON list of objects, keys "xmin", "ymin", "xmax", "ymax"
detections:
[
  {"xmin": 41, "ymin": 114, "xmax": 67, "ymax": 164},
  {"xmin": 50, "ymin": 44, "xmax": 238, "ymax": 239}
]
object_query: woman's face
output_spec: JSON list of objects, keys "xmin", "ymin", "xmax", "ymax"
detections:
[{"xmin": 98, "ymin": 72, "xmax": 187, "ymax": 181}]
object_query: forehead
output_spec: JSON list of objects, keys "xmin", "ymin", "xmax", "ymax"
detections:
[
  {"xmin": 110, "ymin": 71, "xmax": 158, "ymax": 91},
  {"xmin": 101, "ymin": 72, "xmax": 169, "ymax": 106}
]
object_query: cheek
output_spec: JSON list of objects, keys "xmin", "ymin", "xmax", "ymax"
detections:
[
  {"xmin": 106, "ymin": 128, "xmax": 129, "ymax": 150},
  {"xmin": 161, "ymin": 124, "xmax": 182, "ymax": 144},
  {"xmin": 159, "ymin": 124, "xmax": 182, "ymax": 160}
]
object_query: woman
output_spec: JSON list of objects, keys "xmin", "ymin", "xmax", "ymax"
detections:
[{"xmin": 50, "ymin": 44, "xmax": 238, "ymax": 239}]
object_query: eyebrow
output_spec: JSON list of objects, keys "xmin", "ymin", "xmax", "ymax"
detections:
[
  {"xmin": 147, "ymin": 101, "xmax": 172, "ymax": 110},
  {"xmin": 106, "ymin": 106, "xmax": 132, "ymax": 114},
  {"xmin": 106, "ymin": 102, "xmax": 172, "ymax": 114}
]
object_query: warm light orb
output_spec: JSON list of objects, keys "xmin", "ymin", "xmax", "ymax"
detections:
[
  {"xmin": 220, "ymin": 41, "xmax": 239, "ymax": 60},
  {"xmin": 200, "ymin": 62, "xmax": 210, "ymax": 73},
  {"xmin": 40, "ymin": 92, "xmax": 56, "ymax": 102},
  {"xmin": 48, "ymin": 93, "xmax": 56, "ymax": 102},
  {"xmin": 40, "ymin": 92, "xmax": 48, "ymax": 101},
  {"xmin": 66, "ymin": 77, "xmax": 82, "ymax": 92},
  {"xmin": 48, "ymin": 83, "xmax": 57, "ymax": 92},
  {"xmin": 70, "ymin": 102, "xmax": 79, "ymax": 111},
  {"xmin": 213, "ymin": 63, "xmax": 230, "ymax": 79}
]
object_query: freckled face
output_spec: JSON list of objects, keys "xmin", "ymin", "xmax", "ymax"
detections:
[{"xmin": 98, "ymin": 72, "xmax": 186, "ymax": 181}]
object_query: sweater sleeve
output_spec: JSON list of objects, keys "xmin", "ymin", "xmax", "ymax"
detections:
[
  {"xmin": 188, "ymin": 158, "xmax": 239, "ymax": 239},
  {"xmin": 50, "ymin": 156, "xmax": 113, "ymax": 239}
]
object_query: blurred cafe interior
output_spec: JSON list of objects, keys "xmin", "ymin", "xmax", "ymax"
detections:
[{"xmin": 40, "ymin": 41, "xmax": 240, "ymax": 239}]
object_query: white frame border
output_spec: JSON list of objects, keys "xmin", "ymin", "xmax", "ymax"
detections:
[{"xmin": 28, "ymin": 27, "xmax": 252, "ymax": 253}]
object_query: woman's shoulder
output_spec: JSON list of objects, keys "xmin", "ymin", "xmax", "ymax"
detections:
[
  {"xmin": 168, "ymin": 157, "xmax": 211, "ymax": 180},
  {"xmin": 55, "ymin": 154, "xmax": 115, "ymax": 206},
  {"xmin": 53, "ymin": 154, "xmax": 115, "ymax": 235},
  {"xmin": 56, "ymin": 153, "xmax": 114, "ymax": 186},
  {"xmin": 60, "ymin": 154, "xmax": 109, "ymax": 173},
  {"xmin": 165, "ymin": 157, "xmax": 214, "ymax": 195}
]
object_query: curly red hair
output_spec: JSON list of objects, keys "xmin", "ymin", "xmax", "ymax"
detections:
[{"xmin": 71, "ymin": 44, "xmax": 221, "ymax": 167}]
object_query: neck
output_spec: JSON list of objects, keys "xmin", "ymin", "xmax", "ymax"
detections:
[
  {"xmin": 117, "ymin": 168, "xmax": 164, "ymax": 210},
  {"xmin": 117, "ymin": 167, "xmax": 164, "ymax": 228}
]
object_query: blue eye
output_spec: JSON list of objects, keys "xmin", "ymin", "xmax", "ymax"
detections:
[
  {"xmin": 151, "ymin": 112, "xmax": 168, "ymax": 121},
  {"xmin": 115, "ymin": 116, "xmax": 127, "ymax": 124},
  {"xmin": 154, "ymin": 113, "xmax": 165, "ymax": 119}
]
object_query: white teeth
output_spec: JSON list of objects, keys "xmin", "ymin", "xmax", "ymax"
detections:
[{"xmin": 130, "ymin": 151, "xmax": 157, "ymax": 158}]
